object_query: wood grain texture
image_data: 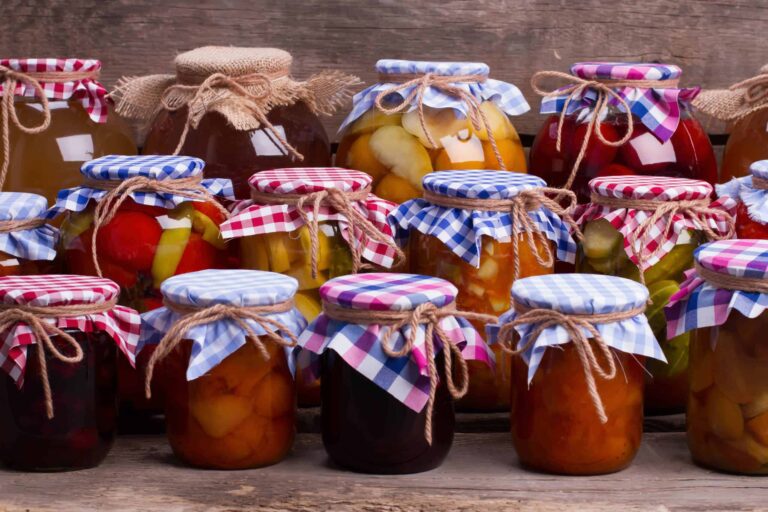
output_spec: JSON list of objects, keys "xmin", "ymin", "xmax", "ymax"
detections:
[{"xmin": 1, "ymin": 0, "xmax": 766, "ymax": 136}]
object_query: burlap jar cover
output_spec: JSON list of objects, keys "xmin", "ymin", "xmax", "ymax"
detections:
[{"xmin": 693, "ymin": 64, "xmax": 768, "ymax": 122}]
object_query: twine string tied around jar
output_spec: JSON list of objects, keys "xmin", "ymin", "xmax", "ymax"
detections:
[
  {"xmin": 751, "ymin": 175, "xmax": 768, "ymax": 190},
  {"xmin": 695, "ymin": 261, "xmax": 768, "ymax": 293},
  {"xmin": 0, "ymin": 217, "xmax": 46, "ymax": 232}
]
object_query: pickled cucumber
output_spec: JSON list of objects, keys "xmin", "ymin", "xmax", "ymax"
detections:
[
  {"xmin": 582, "ymin": 219, "xmax": 622, "ymax": 260},
  {"xmin": 643, "ymin": 242, "xmax": 695, "ymax": 286}
]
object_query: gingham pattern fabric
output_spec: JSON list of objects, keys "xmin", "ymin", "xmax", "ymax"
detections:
[
  {"xmin": 0, "ymin": 59, "xmax": 109, "ymax": 123},
  {"xmin": 716, "ymin": 160, "xmax": 768, "ymax": 224},
  {"xmin": 338, "ymin": 59, "xmax": 530, "ymax": 133},
  {"xmin": 296, "ymin": 273, "xmax": 493, "ymax": 412},
  {"xmin": 47, "ymin": 155, "xmax": 234, "ymax": 217},
  {"xmin": 389, "ymin": 171, "xmax": 579, "ymax": 267},
  {"xmin": 540, "ymin": 62, "xmax": 700, "ymax": 143},
  {"xmin": 0, "ymin": 275, "xmax": 141, "ymax": 387},
  {"xmin": 666, "ymin": 240, "xmax": 768, "ymax": 338},
  {"xmin": 221, "ymin": 168, "xmax": 399, "ymax": 268},
  {"xmin": 140, "ymin": 269, "xmax": 306, "ymax": 381},
  {"xmin": 575, "ymin": 176, "xmax": 735, "ymax": 270},
  {"xmin": 487, "ymin": 273, "xmax": 664, "ymax": 383},
  {"xmin": 0, "ymin": 192, "xmax": 58, "ymax": 261}
]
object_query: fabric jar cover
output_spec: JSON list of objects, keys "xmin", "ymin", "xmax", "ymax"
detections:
[
  {"xmin": 389, "ymin": 170, "xmax": 579, "ymax": 267},
  {"xmin": 716, "ymin": 160, "xmax": 768, "ymax": 224},
  {"xmin": 47, "ymin": 154, "xmax": 234, "ymax": 217},
  {"xmin": 140, "ymin": 269, "xmax": 306, "ymax": 381},
  {"xmin": 487, "ymin": 273, "xmax": 665, "ymax": 383},
  {"xmin": 0, "ymin": 274, "xmax": 141, "ymax": 386},
  {"xmin": 539, "ymin": 62, "xmax": 699, "ymax": 143},
  {"xmin": 575, "ymin": 175, "xmax": 735, "ymax": 270},
  {"xmin": 296, "ymin": 272, "xmax": 493, "ymax": 413},
  {"xmin": 220, "ymin": 167, "xmax": 400, "ymax": 268},
  {"xmin": 666, "ymin": 239, "xmax": 768, "ymax": 339},
  {"xmin": 338, "ymin": 59, "xmax": 530, "ymax": 133},
  {"xmin": 0, "ymin": 192, "xmax": 58, "ymax": 261}
]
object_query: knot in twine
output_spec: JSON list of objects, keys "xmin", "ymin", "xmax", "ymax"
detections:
[
  {"xmin": 730, "ymin": 73, "xmax": 768, "ymax": 107},
  {"xmin": 496, "ymin": 302, "xmax": 645, "ymax": 423},
  {"xmin": 250, "ymin": 186, "xmax": 405, "ymax": 277},
  {"xmin": 85, "ymin": 175, "xmax": 230, "ymax": 279},
  {"xmin": 423, "ymin": 186, "xmax": 583, "ymax": 280},
  {"xmin": 144, "ymin": 299, "xmax": 298, "ymax": 399},
  {"xmin": 373, "ymin": 72, "xmax": 507, "ymax": 171},
  {"xmin": 0, "ymin": 297, "xmax": 117, "ymax": 418},
  {"xmin": 323, "ymin": 301, "xmax": 496, "ymax": 444},
  {"xmin": 590, "ymin": 193, "xmax": 735, "ymax": 290},
  {"xmin": 695, "ymin": 261, "xmax": 768, "ymax": 294}
]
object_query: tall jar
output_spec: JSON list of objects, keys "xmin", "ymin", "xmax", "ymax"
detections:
[
  {"xmin": 49, "ymin": 154, "xmax": 235, "ymax": 425},
  {"xmin": 0, "ymin": 58, "xmax": 136, "ymax": 204},
  {"xmin": 490, "ymin": 274, "xmax": 663, "ymax": 475},
  {"xmin": 0, "ymin": 274, "xmax": 140, "ymax": 471},
  {"xmin": 336, "ymin": 60, "xmax": 529, "ymax": 203},
  {"xmin": 529, "ymin": 62, "xmax": 717, "ymax": 202},
  {"xmin": 666, "ymin": 239, "xmax": 768, "ymax": 474},
  {"xmin": 390, "ymin": 171, "xmax": 580, "ymax": 411},
  {"xmin": 141, "ymin": 269, "xmax": 306, "ymax": 469},
  {"xmin": 297, "ymin": 273, "xmax": 494, "ymax": 474},
  {"xmin": 113, "ymin": 47, "xmax": 358, "ymax": 199},
  {"xmin": 0, "ymin": 192, "xmax": 59, "ymax": 276},
  {"xmin": 220, "ymin": 167, "xmax": 403, "ymax": 407},
  {"xmin": 716, "ymin": 160, "xmax": 768, "ymax": 239},
  {"xmin": 575, "ymin": 175, "xmax": 735, "ymax": 414}
]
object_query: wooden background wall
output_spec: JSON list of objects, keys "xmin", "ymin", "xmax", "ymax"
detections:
[{"xmin": 2, "ymin": 0, "xmax": 765, "ymax": 137}]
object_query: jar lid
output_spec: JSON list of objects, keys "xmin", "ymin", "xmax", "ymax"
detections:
[
  {"xmin": 376, "ymin": 59, "xmax": 490, "ymax": 78},
  {"xmin": 81, "ymin": 154, "xmax": 205, "ymax": 181},
  {"xmin": 423, "ymin": 170, "xmax": 545, "ymax": 200},
  {"xmin": 320, "ymin": 273, "xmax": 457, "ymax": 312},
  {"xmin": 571, "ymin": 62, "xmax": 682, "ymax": 81},
  {"xmin": 749, "ymin": 160, "xmax": 768, "ymax": 180},
  {"xmin": 694, "ymin": 239, "xmax": 768, "ymax": 280},
  {"xmin": 512, "ymin": 273, "xmax": 648, "ymax": 315},
  {"xmin": 0, "ymin": 192, "xmax": 47, "ymax": 221},
  {"xmin": 174, "ymin": 47, "xmax": 292, "ymax": 79},
  {"xmin": 249, "ymin": 167, "xmax": 372, "ymax": 195},
  {"xmin": 589, "ymin": 175, "xmax": 713, "ymax": 201},
  {"xmin": 0, "ymin": 274, "xmax": 119, "ymax": 307},
  {"xmin": 160, "ymin": 269, "xmax": 298, "ymax": 308}
]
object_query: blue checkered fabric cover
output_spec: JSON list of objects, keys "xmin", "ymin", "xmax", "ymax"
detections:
[
  {"xmin": 338, "ymin": 59, "xmax": 530, "ymax": 133},
  {"xmin": 389, "ymin": 171, "xmax": 579, "ymax": 267},
  {"xmin": 717, "ymin": 160, "xmax": 768, "ymax": 223},
  {"xmin": 0, "ymin": 192, "xmax": 58, "ymax": 261},
  {"xmin": 139, "ymin": 269, "xmax": 306, "ymax": 381},
  {"xmin": 487, "ymin": 273, "xmax": 665, "ymax": 383},
  {"xmin": 47, "ymin": 155, "xmax": 234, "ymax": 217}
]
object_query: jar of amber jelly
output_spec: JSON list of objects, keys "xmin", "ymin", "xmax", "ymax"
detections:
[
  {"xmin": 575, "ymin": 175, "xmax": 735, "ymax": 414},
  {"xmin": 490, "ymin": 273, "xmax": 664, "ymax": 475},
  {"xmin": 336, "ymin": 60, "xmax": 529, "ymax": 203},
  {"xmin": 297, "ymin": 272, "xmax": 494, "ymax": 474},
  {"xmin": 113, "ymin": 47, "xmax": 358, "ymax": 199},
  {"xmin": 0, "ymin": 58, "xmax": 136, "ymax": 204},
  {"xmin": 716, "ymin": 160, "xmax": 768, "ymax": 239},
  {"xmin": 141, "ymin": 269, "xmax": 306, "ymax": 469},
  {"xmin": 529, "ymin": 62, "xmax": 717, "ymax": 202},
  {"xmin": 0, "ymin": 192, "xmax": 59, "ymax": 276},
  {"xmin": 0, "ymin": 274, "xmax": 140, "ymax": 471},
  {"xmin": 666, "ymin": 239, "xmax": 768, "ymax": 474},
  {"xmin": 390, "ymin": 171, "xmax": 581, "ymax": 411}
]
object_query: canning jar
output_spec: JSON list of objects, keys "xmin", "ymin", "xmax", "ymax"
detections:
[
  {"xmin": 665, "ymin": 239, "xmax": 768, "ymax": 474},
  {"xmin": 297, "ymin": 272, "xmax": 494, "ymax": 474},
  {"xmin": 113, "ymin": 47, "xmax": 358, "ymax": 199},
  {"xmin": 0, "ymin": 192, "xmax": 59, "ymax": 276},
  {"xmin": 336, "ymin": 59, "xmax": 529, "ymax": 203},
  {"xmin": 490, "ymin": 273, "xmax": 664, "ymax": 475},
  {"xmin": 575, "ymin": 175, "xmax": 735, "ymax": 414},
  {"xmin": 717, "ymin": 160, "xmax": 768, "ymax": 239},
  {"xmin": 0, "ymin": 58, "xmax": 136, "ymax": 204},
  {"xmin": 221, "ymin": 167, "xmax": 403, "ymax": 407},
  {"xmin": 141, "ymin": 269, "xmax": 305, "ymax": 469},
  {"xmin": 390, "ymin": 171, "xmax": 581, "ymax": 411},
  {"xmin": 529, "ymin": 62, "xmax": 717, "ymax": 202},
  {"xmin": 0, "ymin": 274, "xmax": 140, "ymax": 471}
]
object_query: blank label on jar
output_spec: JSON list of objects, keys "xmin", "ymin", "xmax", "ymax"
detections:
[
  {"xmin": 250, "ymin": 125, "xmax": 290, "ymax": 157},
  {"xmin": 626, "ymin": 132, "xmax": 676, "ymax": 166},
  {"xmin": 56, "ymin": 134, "xmax": 95, "ymax": 162}
]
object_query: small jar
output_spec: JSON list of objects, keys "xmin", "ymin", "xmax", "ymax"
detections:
[
  {"xmin": 575, "ymin": 175, "xmax": 735, "ymax": 414},
  {"xmin": 0, "ymin": 58, "xmax": 136, "ymax": 204},
  {"xmin": 390, "ymin": 171, "xmax": 580, "ymax": 411},
  {"xmin": 221, "ymin": 167, "xmax": 403, "ymax": 407},
  {"xmin": 141, "ymin": 269, "xmax": 306, "ymax": 469},
  {"xmin": 0, "ymin": 274, "xmax": 140, "ymax": 471},
  {"xmin": 0, "ymin": 192, "xmax": 59, "ymax": 276},
  {"xmin": 490, "ymin": 273, "xmax": 664, "ymax": 475},
  {"xmin": 529, "ymin": 63, "xmax": 717, "ymax": 202},
  {"xmin": 114, "ymin": 47, "xmax": 357, "ymax": 199},
  {"xmin": 336, "ymin": 59, "xmax": 529, "ymax": 203},
  {"xmin": 297, "ymin": 272, "xmax": 493, "ymax": 474},
  {"xmin": 717, "ymin": 160, "xmax": 768, "ymax": 239},
  {"xmin": 665, "ymin": 239, "xmax": 768, "ymax": 474}
]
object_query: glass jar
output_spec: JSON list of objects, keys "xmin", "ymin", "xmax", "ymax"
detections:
[
  {"xmin": 0, "ymin": 192, "xmax": 59, "ymax": 276},
  {"xmin": 529, "ymin": 63, "xmax": 717, "ymax": 202},
  {"xmin": 336, "ymin": 59, "xmax": 529, "ymax": 203},
  {"xmin": 721, "ymin": 109, "xmax": 768, "ymax": 181},
  {"xmin": 717, "ymin": 160, "xmax": 768, "ymax": 239}
]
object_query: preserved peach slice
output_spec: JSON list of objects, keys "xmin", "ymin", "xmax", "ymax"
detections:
[
  {"xmin": 747, "ymin": 411, "xmax": 768, "ymax": 446},
  {"xmin": 470, "ymin": 102, "xmax": 511, "ymax": 141},
  {"xmin": 434, "ymin": 132, "xmax": 485, "ymax": 171},
  {"xmin": 296, "ymin": 225, "xmax": 330, "ymax": 271},
  {"xmin": 294, "ymin": 291, "xmax": 322, "ymax": 321},
  {"xmin": 369, "ymin": 125, "xmax": 433, "ymax": 188},
  {"xmin": 211, "ymin": 425, "xmax": 256, "ymax": 466},
  {"xmin": 374, "ymin": 173, "xmax": 420, "ymax": 204},
  {"xmin": 264, "ymin": 232, "xmax": 291, "ymax": 273},
  {"xmin": 743, "ymin": 393, "xmax": 768, "ymax": 420},
  {"xmin": 347, "ymin": 110, "xmax": 402, "ymax": 137},
  {"xmin": 228, "ymin": 414, "xmax": 269, "ymax": 453},
  {"xmin": 346, "ymin": 133, "xmax": 389, "ymax": 182},
  {"xmin": 190, "ymin": 393, "xmax": 253, "ymax": 438},
  {"xmin": 240, "ymin": 236, "xmax": 270, "ymax": 270},
  {"xmin": 476, "ymin": 257, "xmax": 499, "ymax": 281},
  {"xmin": 402, "ymin": 107, "xmax": 468, "ymax": 149},
  {"xmin": 215, "ymin": 346, "xmax": 271, "ymax": 391},
  {"xmin": 253, "ymin": 372, "xmax": 295, "ymax": 418},
  {"xmin": 706, "ymin": 435, "xmax": 763, "ymax": 472},
  {"xmin": 483, "ymin": 138, "xmax": 527, "ymax": 172},
  {"xmin": 255, "ymin": 414, "xmax": 295, "ymax": 463},
  {"xmin": 714, "ymin": 331, "xmax": 756, "ymax": 404},
  {"xmin": 689, "ymin": 339, "xmax": 714, "ymax": 393},
  {"xmin": 706, "ymin": 387, "xmax": 745, "ymax": 440}
]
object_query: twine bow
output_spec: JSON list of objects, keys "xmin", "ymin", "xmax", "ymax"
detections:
[
  {"xmin": 144, "ymin": 299, "xmax": 298, "ymax": 399},
  {"xmin": 373, "ymin": 72, "xmax": 507, "ymax": 171},
  {"xmin": 324, "ymin": 301, "xmax": 496, "ymax": 444}
]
